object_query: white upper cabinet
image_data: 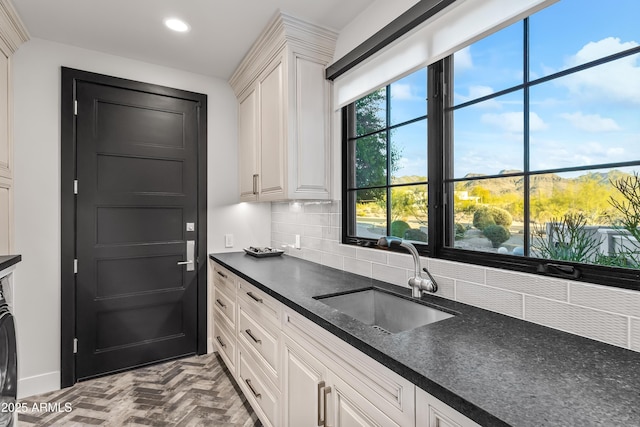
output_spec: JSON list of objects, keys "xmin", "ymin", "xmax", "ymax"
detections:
[
  {"xmin": 0, "ymin": 0, "xmax": 29, "ymax": 254},
  {"xmin": 230, "ymin": 12, "xmax": 337, "ymax": 202}
]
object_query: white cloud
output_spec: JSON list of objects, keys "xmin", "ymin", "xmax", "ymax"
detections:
[
  {"xmin": 454, "ymin": 46, "xmax": 473, "ymax": 71},
  {"xmin": 560, "ymin": 37, "xmax": 640, "ymax": 105},
  {"xmin": 391, "ymin": 83, "xmax": 418, "ymax": 101},
  {"xmin": 481, "ymin": 112, "xmax": 548, "ymax": 133},
  {"xmin": 454, "ymin": 85, "xmax": 501, "ymax": 108},
  {"xmin": 567, "ymin": 37, "xmax": 638, "ymax": 68},
  {"xmin": 559, "ymin": 112, "xmax": 621, "ymax": 132}
]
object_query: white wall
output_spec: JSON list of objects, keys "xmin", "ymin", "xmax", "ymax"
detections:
[{"xmin": 12, "ymin": 38, "xmax": 270, "ymax": 398}]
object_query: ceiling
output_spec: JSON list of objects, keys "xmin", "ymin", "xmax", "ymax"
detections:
[{"xmin": 12, "ymin": 0, "xmax": 375, "ymax": 79}]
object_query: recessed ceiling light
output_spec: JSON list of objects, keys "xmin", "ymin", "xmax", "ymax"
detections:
[{"xmin": 164, "ymin": 18, "xmax": 190, "ymax": 33}]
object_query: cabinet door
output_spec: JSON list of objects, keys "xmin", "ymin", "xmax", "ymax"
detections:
[
  {"xmin": 416, "ymin": 387, "xmax": 481, "ymax": 427},
  {"xmin": 291, "ymin": 54, "xmax": 330, "ymax": 198},
  {"xmin": 283, "ymin": 334, "xmax": 329, "ymax": 427},
  {"xmin": 258, "ymin": 57, "xmax": 285, "ymax": 200},
  {"xmin": 238, "ymin": 87, "xmax": 258, "ymax": 201},
  {"xmin": 327, "ymin": 370, "xmax": 400, "ymax": 427}
]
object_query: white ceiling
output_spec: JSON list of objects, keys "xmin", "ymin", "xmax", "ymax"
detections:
[{"xmin": 12, "ymin": 0, "xmax": 375, "ymax": 79}]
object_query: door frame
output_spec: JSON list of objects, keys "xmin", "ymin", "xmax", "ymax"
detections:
[{"xmin": 60, "ymin": 67, "xmax": 208, "ymax": 387}]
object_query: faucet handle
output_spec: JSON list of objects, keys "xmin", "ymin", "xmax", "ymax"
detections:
[{"xmin": 422, "ymin": 268, "xmax": 438, "ymax": 292}]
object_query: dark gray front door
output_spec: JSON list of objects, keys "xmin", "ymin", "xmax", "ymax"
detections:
[{"xmin": 74, "ymin": 80, "xmax": 200, "ymax": 380}]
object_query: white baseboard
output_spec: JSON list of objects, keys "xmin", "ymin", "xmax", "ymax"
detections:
[{"xmin": 18, "ymin": 371, "xmax": 59, "ymax": 399}]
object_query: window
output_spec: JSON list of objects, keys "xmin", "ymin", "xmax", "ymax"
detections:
[
  {"xmin": 343, "ymin": 0, "xmax": 640, "ymax": 290},
  {"xmin": 344, "ymin": 69, "xmax": 429, "ymax": 245}
]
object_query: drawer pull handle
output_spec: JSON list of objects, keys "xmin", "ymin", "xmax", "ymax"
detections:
[
  {"xmin": 322, "ymin": 385, "xmax": 332, "ymax": 426},
  {"xmin": 245, "ymin": 378, "xmax": 261, "ymax": 399},
  {"xmin": 215, "ymin": 299, "xmax": 226, "ymax": 309},
  {"xmin": 216, "ymin": 270, "xmax": 228, "ymax": 278},
  {"xmin": 247, "ymin": 291, "xmax": 263, "ymax": 303},
  {"xmin": 216, "ymin": 336, "xmax": 226, "ymax": 348},
  {"xmin": 317, "ymin": 381, "xmax": 325, "ymax": 426},
  {"xmin": 245, "ymin": 329, "xmax": 261, "ymax": 344}
]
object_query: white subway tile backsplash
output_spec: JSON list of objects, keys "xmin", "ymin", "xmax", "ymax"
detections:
[
  {"xmin": 524, "ymin": 296, "xmax": 629, "ymax": 348},
  {"xmin": 302, "ymin": 225, "xmax": 324, "ymax": 238},
  {"xmin": 326, "ymin": 242, "xmax": 357, "ymax": 258},
  {"xmin": 343, "ymin": 257, "xmax": 372, "ymax": 277},
  {"xmin": 322, "ymin": 226, "xmax": 340, "ymax": 241},
  {"xmin": 356, "ymin": 247, "xmax": 388, "ymax": 264},
  {"xmin": 304, "ymin": 236, "xmax": 325, "ymax": 251},
  {"xmin": 303, "ymin": 203, "xmax": 326, "ymax": 214},
  {"xmin": 486, "ymin": 269, "xmax": 568, "ymax": 301},
  {"xmin": 303, "ymin": 248, "xmax": 323, "ymax": 264},
  {"xmin": 387, "ymin": 252, "xmax": 415, "ymax": 270},
  {"xmin": 271, "ymin": 201, "xmax": 640, "ymax": 352},
  {"xmin": 429, "ymin": 259, "xmax": 485, "ymax": 284},
  {"xmin": 456, "ymin": 281, "xmax": 523, "ymax": 318},
  {"xmin": 372, "ymin": 263, "xmax": 409, "ymax": 287},
  {"xmin": 569, "ymin": 283, "xmax": 640, "ymax": 318},
  {"xmin": 321, "ymin": 252, "xmax": 343, "ymax": 270},
  {"xmin": 433, "ymin": 275, "xmax": 455, "ymax": 300},
  {"xmin": 302, "ymin": 213, "xmax": 330, "ymax": 226},
  {"xmin": 631, "ymin": 318, "xmax": 640, "ymax": 351}
]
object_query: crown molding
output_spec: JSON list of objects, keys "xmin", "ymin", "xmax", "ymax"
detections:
[
  {"xmin": 0, "ymin": 0, "xmax": 29, "ymax": 56},
  {"xmin": 229, "ymin": 11, "xmax": 337, "ymax": 96}
]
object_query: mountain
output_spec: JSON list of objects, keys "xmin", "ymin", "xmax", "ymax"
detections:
[{"xmin": 457, "ymin": 169, "xmax": 631, "ymax": 197}]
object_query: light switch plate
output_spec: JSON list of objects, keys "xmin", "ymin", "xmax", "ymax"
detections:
[
  {"xmin": 224, "ymin": 234, "xmax": 234, "ymax": 248},
  {"xmin": 186, "ymin": 222, "xmax": 195, "ymax": 232}
]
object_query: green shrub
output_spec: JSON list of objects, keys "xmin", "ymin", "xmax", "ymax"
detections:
[
  {"xmin": 404, "ymin": 228, "xmax": 428, "ymax": 242},
  {"xmin": 473, "ymin": 206, "xmax": 513, "ymax": 230},
  {"xmin": 483, "ymin": 224, "xmax": 511, "ymax": 248},
  {"xmin": 454, "ymin": 223, "xmax": 467, "ymax": 240},
  {"xmin": 473, "ymin": 207, "xmax": 495, "ymax": 230},
  {"xmin": 391, "ymin": 220, "xmax": 410, "ymax": 238},
  {"xmin": 490, "ymin": 207, "xmax": 513, "ymax": 227}
]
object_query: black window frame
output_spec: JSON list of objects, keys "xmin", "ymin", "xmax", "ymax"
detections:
[{"xmin": 342, "ymin": 16, "xmax": 640, "ymax": 293}]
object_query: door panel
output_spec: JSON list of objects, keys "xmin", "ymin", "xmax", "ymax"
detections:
[{"xmin": 75, "ymin": 80, "xmax": 199, "ymax": 380}]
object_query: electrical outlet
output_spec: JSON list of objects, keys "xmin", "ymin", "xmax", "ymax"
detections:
[
  {"xmin": 295, "ymin": 234, "xmax": 301, "ymax": 249},
  {"xmin": 224, "ymin": 234, "xmax": 234, "ymax": 248}
]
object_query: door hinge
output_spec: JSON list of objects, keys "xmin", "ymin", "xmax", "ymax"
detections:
[
  {"xmin": 73, "ymin": 338, "xmax": 78, "ymax": 354},
  {"xmin": 74, "ymin": 180, "xmax": 78, "ymax": 194},
  {"xmin": 74, "ymin": 100, "xmax": 78, "ymax": 116},
  {"xmin": 74, "ymin": 259, "xmax": 78, "ymax": 274}
]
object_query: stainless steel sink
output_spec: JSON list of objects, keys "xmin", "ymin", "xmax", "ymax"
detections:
[{"xmin": 315, "ymin": 288, "xmax": 454, "ymax": 334}]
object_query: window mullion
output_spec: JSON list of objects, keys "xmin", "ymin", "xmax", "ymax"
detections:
[{"xmin": 523, "ymin": 17, "xmax": 531, "ymax": 256}]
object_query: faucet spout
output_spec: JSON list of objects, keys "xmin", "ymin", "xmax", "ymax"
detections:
[{"xmin": 376, "ymin": 236, "xmax": 437, "ymax": 297}]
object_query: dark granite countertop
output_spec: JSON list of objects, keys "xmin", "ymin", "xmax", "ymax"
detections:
[
  {"xmin": 210, "ymin": 252, "xmax": 640, "ymax": 427},
  {"xmin": 0, "ymin": 255, "xmax": 21, "ymax": 273}
]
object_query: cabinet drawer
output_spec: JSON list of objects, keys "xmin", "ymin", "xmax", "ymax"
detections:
[
  {"xmin": 238, "ymin": 279, "xmax": 280, "ymax": 325},
  {"xmin": 213, "ymin": 311, "xmax": 236, "ymax": 374},
  {"xmin": 213, "ymin": 264, "xmax": 236, "ymax": 298},
  {"xmin": 238, "ymin": 305, "xmax": 280, "ymax": 380},
  {"xmin": 238, "ymin": 346, "xmax": 280, "ymax": 427},
  {"xmin": 213, "ymin": 286, "xmax": 236, "ymax": 327}
]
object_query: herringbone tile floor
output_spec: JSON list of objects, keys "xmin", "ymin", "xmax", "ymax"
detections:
[{"xmin": 17, "ymin": 353, "xmax": 261, "ymax": 426}]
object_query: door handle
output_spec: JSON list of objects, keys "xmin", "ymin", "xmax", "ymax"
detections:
[
  {"xmin": 177, "ymin": 240, "xmax": 195, "ymax": 271},
  {"xmin": 252, "ymin": 174, "xmax": 258, "ymax": 195}
]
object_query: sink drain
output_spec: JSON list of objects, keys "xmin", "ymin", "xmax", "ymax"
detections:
[{"xmin": 372, "ymin": 325, "xmax": 391, "ymax": 335}]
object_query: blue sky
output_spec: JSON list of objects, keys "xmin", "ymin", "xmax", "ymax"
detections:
[{"xmin": 388, "ymin": 0, "xmax": 640, "ymax": 179}]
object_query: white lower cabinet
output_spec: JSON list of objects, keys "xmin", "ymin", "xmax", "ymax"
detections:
[
  {"xmin": 416, "ymin": 387, "xmax": 481, "ymax": 427},
  {"xmin": 282, "ymin": 333, "xmax": 328, "ymax": 426},
  {"xmin": 327, "ymin": 369, "xmax": 400, "ymax": 427},
  {"xmin": 211, "ymin": 261, "xmax": 482, "ymax": 427}
]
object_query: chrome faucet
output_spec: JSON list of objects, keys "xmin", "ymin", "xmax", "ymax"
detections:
[{"xmin": 377, "ymin": 236, "xmax": 437, "ymax": 298}]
